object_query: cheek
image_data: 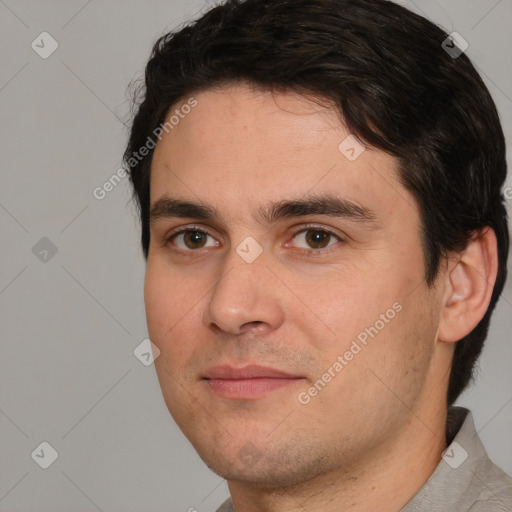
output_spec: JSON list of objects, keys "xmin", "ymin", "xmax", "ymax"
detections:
[
  {"xmin": 144, "ymin": 265, "xmax": 193, "ymax": 354},
  {"xmin": 144, "ymin": 269, "xmax": 171, "ymax": 339},
  {"xmin": 298, "ymin": 265, "xmax": 431, "ymax": 392},
  {"xmin": 297, "ymin": 272, "xmax": 392, "ymax": 355},
  {"xmin": 144, "ymin": 262, "xmax": 222, "ymax": 380}
]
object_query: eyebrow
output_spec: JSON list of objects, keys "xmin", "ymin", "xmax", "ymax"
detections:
[{"xmin": 149, "ymin": 194, "xmax": 379, "ymax": 229}]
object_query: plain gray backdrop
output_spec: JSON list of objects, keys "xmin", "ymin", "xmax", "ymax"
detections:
[{"xmin": 1, "ymin": 0, "xmax": 511, "ymax": 511}]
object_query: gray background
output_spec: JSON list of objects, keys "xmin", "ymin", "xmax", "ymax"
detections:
[{"xmin": 1, "ymin": 0, "xmax": 511, "ymax": 511}]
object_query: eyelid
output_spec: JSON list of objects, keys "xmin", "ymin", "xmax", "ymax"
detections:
[
  {"xmin": 284, "ymin": 223, "xmax": 344, "ymax": 244},
  {"xmin": 165, "ymin": 223, "xmax": 216, "ymax": 238}
]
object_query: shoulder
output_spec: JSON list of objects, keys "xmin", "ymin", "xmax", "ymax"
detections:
[
  {"xmin": 403, "ymin": 407, "xmax": 512, "ymax": 511},
  {"xmin": 466, "ymin": 456, "xmax": 512, "ymax": 511},
  {"xmin": 461, "ymin": 408, "xmax": 512, "ymax": 510}
]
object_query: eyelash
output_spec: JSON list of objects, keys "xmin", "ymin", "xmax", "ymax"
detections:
[{"xmin": 162, "ymin": 224, "xmax": 344, "ymax": 257}]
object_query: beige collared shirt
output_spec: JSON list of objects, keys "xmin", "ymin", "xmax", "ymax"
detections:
[{"xmin": 215, "ymin": 406, "xmax": 512, "ymax": 511}]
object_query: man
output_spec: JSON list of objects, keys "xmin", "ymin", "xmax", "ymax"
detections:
[{"xmin": 124, "ymin": 0, "xmax": 512, "ymax": 510}]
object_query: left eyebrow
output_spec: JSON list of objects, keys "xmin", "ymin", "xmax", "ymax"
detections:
[
  {"xmin": 149, "ymin": 193, "xmax": 380, "ymax": 229},
  {"xmin": 260, "ymin": 194, "xmax": 379, "ymax": 227}
]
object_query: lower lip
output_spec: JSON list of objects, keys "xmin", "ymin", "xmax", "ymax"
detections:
[{"xmin": 204, "ymin": 377, "xmax": 304, "ymax": 399}]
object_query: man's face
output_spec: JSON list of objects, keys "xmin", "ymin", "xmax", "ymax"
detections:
[{"xmin": 145, "ymin": 84, "xmax": 445, "ymax": 486}]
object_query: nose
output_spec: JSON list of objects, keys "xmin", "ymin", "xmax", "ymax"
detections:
[{"xmin": 203, "ymin": 246, "xmax": 285, "ymax": 337}]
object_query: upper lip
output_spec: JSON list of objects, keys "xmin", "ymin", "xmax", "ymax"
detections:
[{"xmin": 203, "ymin": 364, "xmax": 301, "ymax": 379}]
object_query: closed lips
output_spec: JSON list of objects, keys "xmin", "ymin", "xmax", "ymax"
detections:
[{"xmin": 203, "ymin": 364, "xmax": 302, "ymax": 379}]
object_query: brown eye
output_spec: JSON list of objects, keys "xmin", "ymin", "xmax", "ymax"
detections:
[
  {"xmin": 292, "ymin": 228, "xmax": 340, "ymax": 250},
  {"xmin": 183, "ymin": 231, "xmax": 208, "ymax": 249},
  {"xmin": 169, "ymin": 230, "xmax": 217, "ymax": 251},
  {"xmin": 305, "ymin": 230, "xmax": 332, "ymax": 248}
]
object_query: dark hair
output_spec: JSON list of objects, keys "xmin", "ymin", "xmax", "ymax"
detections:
[{"xmin": 124, "ymin": 0, "xmax": 509, "ymax": 406}]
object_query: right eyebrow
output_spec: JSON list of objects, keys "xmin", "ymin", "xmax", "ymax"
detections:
[{"xmin": 149, "ymin": 197, "xmax": 217, "ymax": 224}]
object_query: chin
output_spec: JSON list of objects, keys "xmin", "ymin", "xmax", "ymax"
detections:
[
  {"xmin": 194, "ymin": 440, "xmax": 336, "ymax": 490},
  {"xmin": 205, "ymin": 461, "xmax": 297, "ymax": 488}
]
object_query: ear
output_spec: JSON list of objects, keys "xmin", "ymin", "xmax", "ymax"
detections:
[{"xmin": 438, "ymin": 227, "xmax": 499, "ymax": 343}]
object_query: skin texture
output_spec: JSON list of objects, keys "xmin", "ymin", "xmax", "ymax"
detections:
[{"xmin": 144, "ymin": 84, "xmax": 498, "ymax": 512}]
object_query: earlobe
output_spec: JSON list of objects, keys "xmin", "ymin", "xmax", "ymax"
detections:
[{"xmin": 438, "ymin": 227, "xmax": 498, "ymax": 343}]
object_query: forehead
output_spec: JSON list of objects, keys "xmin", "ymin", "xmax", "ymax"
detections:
[{"xmin": 149, "ymin": 85, "xmax": 417, "ymax": 227}]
